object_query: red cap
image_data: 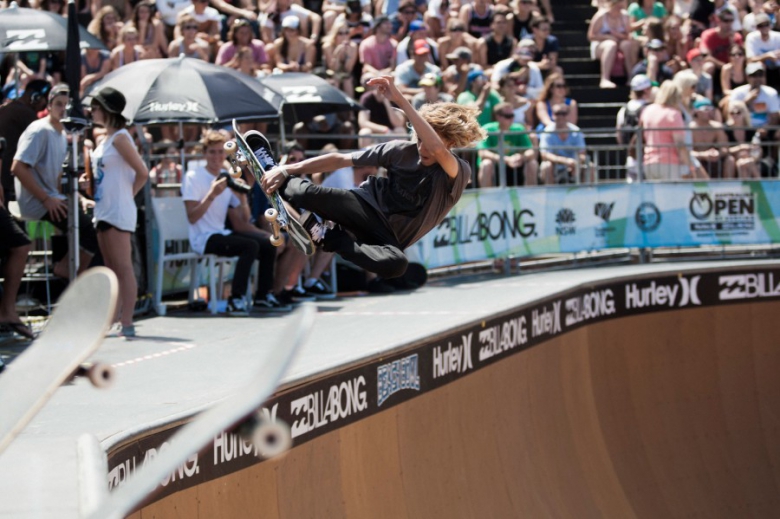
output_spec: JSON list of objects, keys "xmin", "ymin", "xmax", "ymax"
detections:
[
  {"xmin": 686, "ymin": 48, "xmax": 702, "ymax": 63},
  {"xmin": 414, "ymin": 39, "xmax": 431, "ymax": 55}
]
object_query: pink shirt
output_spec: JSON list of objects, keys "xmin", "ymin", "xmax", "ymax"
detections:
[
  {"xmin": 640, "ymin": 103, "xmax": 685, "ymax": 165},
  {"xmin": 216, "ymin": 40, "xmax": 269, "ymax": 66},
  {"xmin": 358, "ymin": 35, "xmax": 397, "ymax": 70}
]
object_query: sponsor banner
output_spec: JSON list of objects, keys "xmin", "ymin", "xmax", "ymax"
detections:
[
  {"xmin": 107, "ymin": 265, "xmax": 780, "ymax": 503},
  {"xmin": 407, "ymin": 182, "xmax": 780, "ymax": 269}
]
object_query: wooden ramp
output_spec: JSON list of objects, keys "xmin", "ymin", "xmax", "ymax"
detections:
[{"xmin": 130, "ymin": 301, "xmax": 780, "ymax": 518}]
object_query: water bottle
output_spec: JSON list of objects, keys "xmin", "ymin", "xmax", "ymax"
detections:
[{"xmin": 751, "ymin": 134, "xmax": 762, "ymax": 160}]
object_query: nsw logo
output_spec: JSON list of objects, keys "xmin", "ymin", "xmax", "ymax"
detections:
[
  {"xmin": 555, "ymin": 208, "xmax": 576, "ymax": 236},
  {"xmin": 635, "ymin": 202, "xmax": 661, "ymax": 232}
]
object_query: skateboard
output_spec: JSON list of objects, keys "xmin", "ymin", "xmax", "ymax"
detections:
[
  {"xmin": 0, "ymin": 267, "xmax": 118, "ymax": 456},
  {"xmin": 88, "ymin": 303, "xmax": 316, "ymax": 519},
  {"xmin": 224, "ymin": 119, "xmax": 315, "ymax": 256}
]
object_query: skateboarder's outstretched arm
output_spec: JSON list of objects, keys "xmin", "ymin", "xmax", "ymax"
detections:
[
  {"xmin": 262, "ymin": 149, "xmax": 353, "ymax": 194},
  {"xmin": 366, "ymin": 75, "xmax": 460, "ymax": 179}
]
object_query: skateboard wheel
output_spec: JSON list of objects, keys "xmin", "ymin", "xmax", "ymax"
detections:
[
  {"xmin": 229, "ymin": 166, "xmax": 241, "ymax": 179},
  {"xmin": 85, "ymin": 362, "xmax": 115, "ymax": 389},
  {"xmin": 253, "ymin": 419, "xmax": 292, "ymax": 458},
  {"xmin": 270, "ymin": 234, "xmax": 284, "ymax": 247},
  {"xmin": 224, "ymin": 141, "xmax": 236, "ymax": 155},
  {"xmin": 265, "ymin": 208, "xmax": 278, "ymax": 222}
]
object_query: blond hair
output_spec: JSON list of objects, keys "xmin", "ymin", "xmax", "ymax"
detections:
[
  {"xmin": 654, "ymin": 80, "xmax": 681, "ymax": 108},
  {"xmin": 415, "ymin": 103, "xmax": 487, "ymax": 149},
  {"xmin": 200, "ymin": 129, "xmax": 229, "ymax": 148}
]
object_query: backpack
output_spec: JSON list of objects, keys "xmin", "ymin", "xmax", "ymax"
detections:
[{"xmin": 619, "ymin": 101, "xmax": 647, "ymax": 146}]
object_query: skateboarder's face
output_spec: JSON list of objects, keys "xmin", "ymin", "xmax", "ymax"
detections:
[
  {"xmin": 205, "ymin": 143, "xmax": 226, "ymax": 171},
  {"xmin": 417, "ymin": 138, "xmax": 452, "ymax": 166}
]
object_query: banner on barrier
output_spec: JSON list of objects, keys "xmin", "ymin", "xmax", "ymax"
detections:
[{"xmin": 407, "ymin": 181, "xmax": 780, "ymax": 269}]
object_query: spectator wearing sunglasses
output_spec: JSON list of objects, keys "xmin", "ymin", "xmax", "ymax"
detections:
[
  {"xmin": 632, "ymin": 38, "xmax": 675, "ymax": 86},
  {"xmin": 477, "ymin": 102, "xmax": 538, "ymax": 187},
  {"xmin": 539, "ymin": 103, "xmax": 592, "ymax": 184},
  {"xmin": 168, "ymin": 14, "xmax": 210, "ymax": 60},
  {"xmin": 742, "ymin": 0, "xmax": 778, "ymax": 33},
  {"xmin": 535, "ymin": 73, "xmax": 578, "ymax": 131},
  {"xmin": 389, "ymin": 0, "xmax": 423, "ymax": 42},
  {"xmin": 745, "ymin": 13, "xmax": 780, "ymax": 86},
  {"xmin": 729, "ymin": 62, "xmax": 780, "ymax": 138},
  {"xmin": 438, "ymin": 19, "xmax": 480, "ymax": 71},
  {"xmin": 698, "ymin": 9, "xmax": 743, "ymax": 78},
  {"xmin": 720, "ymin": 43, "xmax": 748, "ymax": 99}
]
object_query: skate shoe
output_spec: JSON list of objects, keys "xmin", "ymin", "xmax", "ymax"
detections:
[{"xmin": 300, "ymin": 210, "xmax": 331, "ymax": 247}]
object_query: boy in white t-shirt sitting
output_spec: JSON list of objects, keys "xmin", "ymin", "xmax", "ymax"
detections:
[{"xmin": 182, "ymin": 130, "xmax": 289, "ymax": 315}]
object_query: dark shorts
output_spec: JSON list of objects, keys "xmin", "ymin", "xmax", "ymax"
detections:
[
  {"xmin": 95, "ymin": 220, "xmax": 130, "ymax": 233},
  {"xmin": 0, "ymin": 205, "xmax": 31, "ymax": 255},
  {"xmin": 42, "ymin": 207, "xmax": 98, "ymax": 254}
]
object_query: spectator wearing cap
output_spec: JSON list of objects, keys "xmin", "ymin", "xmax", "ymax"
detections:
[
  {"xmin": 259, "ymin": 0, "xmax": 322, "ymax": 44},
  {"xmin": 438, "ymin": 18, "xmax": 480, "ymax": 70},
  {"xmin": 442, "ymin": 45, "xmax": 482, "ymax": 97},
  {"xmin": 396, "ymin": 20, "xmax": 440, "ymax": 65},
  {"xmin": 456, "ymin": 69, "xmax": 503, "ymax": 126},
  {"xmin": 0, "ymin": 79, "xmax": 50, "ymax": 202},
  {"xmin": 268, "ymin": 16, "xmax": 316, "ymax": 73},
  {"xmin": 686, "ymin": 48, "xmax": 714, "ymax": 101},
  {"xmin": 524, "ymin": 15, "xmax": 561, "ymax": 76},
  {"xmin": 689, "ymin": 96, "xmax": 735, "ymax": 178},
  {"xmin": 720, "ymin": 43, "xmax": 747, "ymax": 99},
  {"xmin": 491, "ymin": 41, "xmax": 544, "ymax": 99},
  {"xmin": 742, "ymin": 0, "xmax": 779, "ymax": 33},
  {"xmin": 394, "ymin": 39, "xmax": 443, "ymax": 98},
  {"xmin": 359, "ymin": 16, "xmax": 398, "ymax": 77},
  {"xmin": 699, "ymin": 9, "xmax": 744, "ymax": 78},
  {"xmin": 615, "ymin": 73, "xmax": 654, "ymax": 178},
  {"xmin": 476, "ymin": 7, "xmax": 517, "ymax": 72},
  {"xmin": 687, "ymin": 0, "xmax": 741, "ymax": 33},
  {"xmin": 477, "ymin": 102, "xmax": 538, "ymax": 187},
  {"xmin": 357, "ymin": 76, "xmax": 408, "ymax": 147},
  {"xmin": 88, "ymin": 86, "xmax": 149, "ymax": 338},
  {"xmin": 745, "ymin": 13, "xmax": 780, "ymax": 86},
  {"xmin": 632, "ymin": 39, "xmax": 676, "ymax": 85},
  {"xmin": 729, "ymin": 62, "xmax": 780, "ymax": 134},
  {"xmin": 412, "ymin": 72, "xmax": 455, "ymax": 109},
  {"xmin": 12, "ymin": 85, "xmax": 98, "ymax": 279}
]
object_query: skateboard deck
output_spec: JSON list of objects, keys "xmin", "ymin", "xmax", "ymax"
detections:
[
  {"xmin": 89, "ymin": 303, "xmax": 316, "ymax": 519},
  {"xmin": 225, "ymin": 120, "xmax": 315, "ymax": 256},
  {"xmin": 0, "ymin": 267, "xmax": 118, "ymax": 456}
]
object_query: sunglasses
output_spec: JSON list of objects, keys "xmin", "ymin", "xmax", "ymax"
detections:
[
  {"xmin": 731, "ymin": 52, "xmax": 745, "ymax": 56},
  {"xmin": 553, "ymin": 83, "xmax": 566, "ymax": 88},
  {"xmin": 729, "ymin": 109, "xmax": 743, "ymax": 115},
  {"xmin": 720, "ymin": 18, "xmax": 734, "ymax": 23},
  {"xmin": 757, "ymin": 22, "xmax": 771, "ymax": 28},
  {"xmin": 497, "ymin": 112, "xmax": 514, "ymax": 118},
  {"xmin": 450, "ymin": 27, "xmax": 465, "ymax": 32},
  {"xmin": 183, "ymin": 24, "xmax": 198, "ymax": 30},
  {"xmin": 401, "ymin": 9, "xmax": 416, "ymax": 14},
  {"xmin": 337, "ymin": 30, "xmax": 349, "ymax": 34},
  {"xmin": 553, "ymin": 111, "xmax": 569, "ymax": 116}
]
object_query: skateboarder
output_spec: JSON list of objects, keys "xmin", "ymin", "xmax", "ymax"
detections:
[{"xmin": 261, "ymin": 75, "xmax": 486, "ymax": 279}]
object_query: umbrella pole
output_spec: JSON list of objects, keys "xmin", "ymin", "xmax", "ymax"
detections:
[
  {"xmin": 66, "ymin": 130, "xmax": 82, "ymax": 281},
  {"xmin": 136, "ymin": 124, "xmax": 155, "ymax": 299}
]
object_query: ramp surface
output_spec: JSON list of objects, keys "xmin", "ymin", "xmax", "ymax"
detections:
[{"xmin": 130, "ymin": 300, "xmax": 780, "ymax": 518}]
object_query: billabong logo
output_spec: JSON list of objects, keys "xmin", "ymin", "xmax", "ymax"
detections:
[
  {"xmin": 719, "ymin": 273, "xmax": 780, "ymax": 300},
  {"xmin": 478, "ymin": 317, "xmax": 527, "ymax": 361},
  {"xmin": 635, "ymin": 202, "xmax": 661, "ymax": 232},
  {"xmin": 594, "ymin": 202, "xmax": 615, "ymax": 222},
  {"xmin": 625, "ymin": 276, "xmax": 701, "ymax": 309},
  {"xmin": 377, "ymin": 354, "xmax": 420, "ymax": 406},
  {"xmin": 290, "ymin": 376, "xmax": 368, "ymax": 438}
]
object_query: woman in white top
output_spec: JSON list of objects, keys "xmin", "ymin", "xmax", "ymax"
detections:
[{"xmin": 90, "ymin": 86, "xmax": 149, "ymax": 338}]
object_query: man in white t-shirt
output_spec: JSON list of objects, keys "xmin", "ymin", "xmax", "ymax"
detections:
[
  {"xmin": 729, "ymin": 62, "xmax": 780, "ymax": 132},
  {"xmin": 491, "ymin": 42, "xmax": 544, "ymax": 100},
  {"xmin": 181, "ymin": 130, "xmax": 289, "ymax": 315},
  {"xmin": 745, "ymin": 13, "xmax": 780, "ymax": 85}
]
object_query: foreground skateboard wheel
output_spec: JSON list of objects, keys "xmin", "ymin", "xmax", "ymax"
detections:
[
  {"xmin": 253, "ymin": 419, "xmax": 292, "ymax": 458},
  {"xmin": 76, "ymin": 362, "xmax": 115, "ymax": 388},
  {"xmin": 223, "ymin": 140, "xmax": 236, "ymax": 156},
  {"xmin": 265, "ymin": 208, "xmax": 284, "ymax": 247}
]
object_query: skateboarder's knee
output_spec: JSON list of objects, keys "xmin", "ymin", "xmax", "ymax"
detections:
[{"xmin": 380, "ymin": 255, "xmax": 408, "ymax": 279}]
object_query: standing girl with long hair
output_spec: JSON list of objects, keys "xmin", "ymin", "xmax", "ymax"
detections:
[{"xmin": 89, "ymin": 87, "xmax": 149, "ymax": 338}]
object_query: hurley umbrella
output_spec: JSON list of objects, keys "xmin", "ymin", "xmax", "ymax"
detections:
[
  {"xmin": 259, "ymin": 72, "xmax": 363, "ymax": 122},
  {"xmin": 0, "ymin": 2, "xmax": 106, "ymax": 52},
  {"xmin": 83, "ymin": 56, "xmax": 282, "ymax": 125}
]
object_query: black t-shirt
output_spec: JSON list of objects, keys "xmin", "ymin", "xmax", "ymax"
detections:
[
  {"xmin": 359, "ymin": 91, "xmax": 393, "ymax": 128},
  {"xmin": 351, "ymin": 140, "xmax": 470, "ymax": 248},
  {"xmin": 0, "ymin": 101, "xmax": 38, "ymax": 201},
  {"xmin": 689, "ymin": 0, "xmax": 715, "ymax": 27}
]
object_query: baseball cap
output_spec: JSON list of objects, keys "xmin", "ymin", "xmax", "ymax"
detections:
[
  {"xmin": 91, "ymin": 86, "xmax": 126, "ymax": 114},
  {"xmin": 372, "ymin": 15, "xmax": 390, "ymax": 29},
  {"xmin": 646, "ymin": 38, "xmax": 664, "ymax": 50},
  {"xmin": 24, "ymin": 79, "xmax": 51, "ymax": 100},
  {"xmin": 418, "ymin": 73, "xmax": 438, "ymax": 86},
  {"xmin": 686, "ymin": 48, "xmax": 702, "ymax": 63},
  {"xmin": 409, "ymin": 20, "xmax": 425, "ymax": 32},
  {"xmin": 48, "ymin": 84, "xmax": 70, "ymax": 104},
  {"xmin": 692, "ymin": 97, "xmax": 713, "ymax": 110},
  {"xmin": 746, "ymin": 61, "xmax": 766, "ymax": 75},
  {"xmin": 446, "ymin": 46, "xmax": 472, "ymax": 61},
  {"xmin": 754, "ymin": 13, "xmax": 771, "ymax": 25},
  {"xmin": 281, "ymin": 16, "xmax": 300, "ymax": 29},
  {"xmin": 413, "ymin": 39, "xmax": 431, "ymax": 55},
  {"xmin": 466, "ymin": 69, "xmax": 485, "ymax": 84},
  {"xmin": 630, "ymin": 74, "xmax": 652, "ymax": 92}
]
